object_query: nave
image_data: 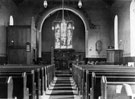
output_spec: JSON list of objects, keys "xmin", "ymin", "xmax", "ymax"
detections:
[
  {"xmin": 1, "ymin": 63, "xmax": 135, "ymax": 99},
  {"xmin": 2, "ymin": 61, "xmax": 135, "ymax": 99},
  {"xmin": 1, "ymin": 0, "xmax": 135, "ymax": 99}
]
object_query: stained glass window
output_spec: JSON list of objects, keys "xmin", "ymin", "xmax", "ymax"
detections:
[{"xmin": 52, "ymin": 20, "xmax": 74, "ymax": 49}]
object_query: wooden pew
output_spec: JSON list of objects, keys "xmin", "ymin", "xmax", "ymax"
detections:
[
  {"xmin": 87, "ymin": 66, "xmax": 135, "ymax": 99},
  {"xmin": 90, "ymin": 73, "xmax": 135, "ymax": 99},
  {"xmin": 18, "ymin": 64, "xmax": 55, "ymax": 94},
  {"xmin": 0, "ymin": 64, "xmax": 55, "ymax": 98},
  {"xmin": 101, "ymin": 76, "xmax": 135, "ymax": 99},
  {"xmin": 4, "ymin": 64, "xmax": 46, "ymax": 95},
  {"xmin": 0, "ymin": 76, "xmax": 13, "ymax": 99},
  {"xmin": 0, "ymin": 64, "xmax": 55, "ymax": 99},
  {"xmin": 0, "ymin": 72, "xmax": 29, "ymax": 99},
  {"xmin": 72, "ymin": 64, "xmax": 135, "ymax": 99},
  {"xmin": 72, "ymin": 64, "xmax": 85, "ymax": 97},
  {"xmin": 45, "ymin": 64, "xmax": 55, "ymax": 91},
  {"xmin": 0, "ymin": 67, "xmax": 36, "ymax": 99}
]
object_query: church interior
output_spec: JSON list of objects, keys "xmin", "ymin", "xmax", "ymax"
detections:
[{"xmin": 0, "ymin": 0, "xmax": 135, "ymax": 99}]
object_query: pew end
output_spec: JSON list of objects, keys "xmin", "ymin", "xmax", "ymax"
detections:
[
  {"xmin": 0, "ymin": 76, "xmax": 13, "ymax": 99},
  {"xmin": 101, "ymin": 76, "xmax": 135, "ymax": 99}
]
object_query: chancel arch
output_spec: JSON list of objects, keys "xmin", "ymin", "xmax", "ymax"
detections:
[{"xmin": 36, "ymin": 6, "xmax": 90, "ymax": 58}]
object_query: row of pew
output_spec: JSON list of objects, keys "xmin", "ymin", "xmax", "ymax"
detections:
[
  {"xmin": 72, "ymin": 64, "xmax": 135, "ymax": 99},
  {"xmin": 0, "ymin": 64, "xmax": 55, "ymax": 99}
]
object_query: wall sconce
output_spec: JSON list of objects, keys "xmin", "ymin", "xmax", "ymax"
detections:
[
  {"xmin": 26, "ymin": 42, "xmax": 31, "ymax": 52},
  {"xmin": 78, "ymin": 0, "xmax": 82, "ymax": 8},
  {"xmin": 43, "ymin": 0, "xmax": 48, "ymax": 8}
]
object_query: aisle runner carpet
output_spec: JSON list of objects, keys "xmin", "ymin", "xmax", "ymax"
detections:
[{"xmin": 48, "ymin": 70, "xmax": 78, "ymax": 99}]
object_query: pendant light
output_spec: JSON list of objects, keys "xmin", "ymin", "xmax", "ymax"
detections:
[
  {"xmin": 43, "ymin": 0, "xmax": 48, "ymax": 8},
  {"xmin": 78, "ymin": 0, "xmax": 82, "ymax": 8}
]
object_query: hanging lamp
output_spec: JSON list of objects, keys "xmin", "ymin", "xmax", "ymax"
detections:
[
  {"xmin": 43, "ymin": 0, "xmax": 48, "ymax": 8},
  {"xmin": 78, "ymin": 0, "xmax": 82, "ymax": 8}
]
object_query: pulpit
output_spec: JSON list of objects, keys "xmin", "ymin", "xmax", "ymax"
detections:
[{"xmin": 106, "ymin": 49, "xmax": 123, "ymax": 64}]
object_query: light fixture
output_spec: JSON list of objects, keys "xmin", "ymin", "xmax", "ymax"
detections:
[
  {"xmin": 52, "ymin": 0, "xmax": 75, "ymax": 31},
  {"xmin": 43, "ymin": 0, "xmax": 48, "ymax": 8},
  {"xmin": 78, "ymin": 0, "xmax": 82, "ymax": 8},
  {"xmin": 26, "ymin": 42, "xmax": 31, "ymax": 52},
  {"xmin": 10, "ymin": 40, "xmax": 14, "ymax": 46}
]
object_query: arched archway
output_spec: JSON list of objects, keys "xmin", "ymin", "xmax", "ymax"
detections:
[{"xmin": 36, "ymin": 6, "xmax": 90, "ymax": 58}]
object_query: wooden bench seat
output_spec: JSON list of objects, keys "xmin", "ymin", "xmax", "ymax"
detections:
[
  {"xmin": 92, "ymin": 74, "xmax": 135, "ymax": 99},
  {"xmin": 0, "ymin": 71, "xmax": 35, "ymax": 99},
  {"xmin": 0, "ymin": 72, "xmax": 29, "ymax": 99},
  {"xmin": 1, "ymin": 65, "xmax": 46, "ymax": 95},
  {"xmin": 0, "ymin": 68, "xmax": 38, "ymax": 99},
  {"xmin": 45, "ymin": 65, "xmax": 55, "ymax": 91},
  {"xmin": 0, "ymin": 64, "xmax": 55, "ymax": 99},
  {"xmin": 0, "ymin": 76, "xmax": 13, "ymax": 99},
  {"xmin": 87, "ymin": 69, "xmax": 135, "ymax": 99},
  {"xmin": 101, "ymin": 76, "xmax": 135, "ymax": 99},
  {"xmin": 72, "ymin": 64, "xmax": 135, "ymax": 99},
  {"xmin": 72, "ymin": 65, "xmax": 85, "ymax": 95},
  {"xmin": 3, "ymin": 64, "xmax": 45, "ymax": 93}
]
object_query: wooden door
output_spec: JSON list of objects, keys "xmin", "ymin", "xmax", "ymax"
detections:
[
  {"xmin": 7, "ymin": 26, "xmax": 31, "ymax": 64},
  {"xmin": 8, "ymin": 49, "xmax": 26, "ymax": 64}
]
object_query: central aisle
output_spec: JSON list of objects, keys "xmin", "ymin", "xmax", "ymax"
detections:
[{"xmin": 45, "ymin": 70, "xmax": 80, "ymax": 99}]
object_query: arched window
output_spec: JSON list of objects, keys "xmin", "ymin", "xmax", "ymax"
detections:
[
  {"xmin": 114, "ymin": 15, "xmax": 118, "ymax": 49},
  {"xmin": 130, "ymin": 0, "xmax": 135, "ymax": 56},
  {"xmin": 9, "ymin": 15, "xmax": 14, "ymax": 26}
]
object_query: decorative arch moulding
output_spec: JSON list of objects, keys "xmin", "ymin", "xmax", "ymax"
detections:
[{"xmin": 36, "ymin": 6, "xmax": 90, "ymax": 57}]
